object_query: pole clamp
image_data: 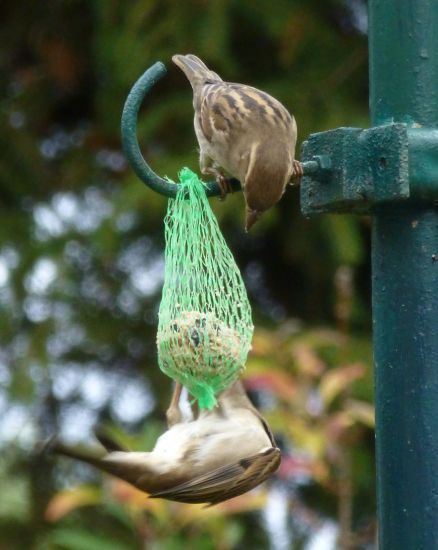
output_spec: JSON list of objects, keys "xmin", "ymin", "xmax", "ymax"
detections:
[{"xmin": 301, "ymin": 123, "xmax": 438, "ymax": 215}]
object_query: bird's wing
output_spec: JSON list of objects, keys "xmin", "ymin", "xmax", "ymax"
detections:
[
  {"xmin": 198, "ymin": 82, "xmax": 293, "ymax": 145},
  {"xmin": 198, "ymin": 83, "xmax": 232, "ymax": 142},
  {"xmin": 150, "ymin": 447, "xmax": 281, "ymax": 505},
  {"xmin": 255, "ymin": 412, "xmax": 278, "ymax": 448}
]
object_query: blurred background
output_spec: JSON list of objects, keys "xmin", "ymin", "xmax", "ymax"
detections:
[{"xmin": 0, "ymin": 1, "xmax": 375, "ymax": 548}]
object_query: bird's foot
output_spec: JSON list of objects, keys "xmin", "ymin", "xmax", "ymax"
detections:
[
  {"xmin": 166, "ymin": 408, "xmax": 183, "ymax": 427},
  {"xmin": 166, "ymin": 382, "xmax": 183, "ymax": 427},
  {"xmin": 290, "ymin": 160, "xmax": 304, "ymax": 186},
  {"xmin": 216, "ymin": 174, "xmax": 233, "ymax": 201}
]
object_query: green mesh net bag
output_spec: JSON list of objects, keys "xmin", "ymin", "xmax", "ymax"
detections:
[{"xmin": 157, "ymin": 168, "xmax": 253, "ymax": 409}]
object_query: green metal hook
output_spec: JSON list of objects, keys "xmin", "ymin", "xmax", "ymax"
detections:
[
  {"xmin": 121, "ymin": 61, "xmax": 329, "ymax": 197},
  {"xmin": 121, "ymin": 61, "xmax": 239, "ymax": 197}
]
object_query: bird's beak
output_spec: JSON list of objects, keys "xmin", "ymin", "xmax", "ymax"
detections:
[{"xmin": 245, "ymin": 209, "xmax": 260, "ymax": 232}]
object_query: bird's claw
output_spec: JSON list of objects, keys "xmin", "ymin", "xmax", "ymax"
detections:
[
  {"xmin": 217, "ymin": 175, "xmax": 233, "ymax": 201},
  {"xmin": 290, "ymin": 160, "xmax": 304, "ymax": 186},
  {"xmin": 166, "ymin": 382, "xmax": 183, "ymax": 427}
]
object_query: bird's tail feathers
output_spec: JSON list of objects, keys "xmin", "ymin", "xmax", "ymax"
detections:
[
  {"xmin": 45, "ymin": 435, "xmax": 107, "ymax": 467},
  {"xmin": 46, "ymin": 436, "xmax": 152, "ymax": 486},
  {"xmin": 94, "ymin": 427, "xmax": 129, "ymax": 453},
  {"xmin": 172, "ymin": 54, "xmax": 222, "ymax": 85}
]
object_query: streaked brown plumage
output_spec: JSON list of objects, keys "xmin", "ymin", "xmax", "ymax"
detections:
[
  {"xmin": 48, "ymin": 381, "xmax": 281, "ymax": 505},
  {"xmin": 172, "ymin": 54, "xmax": 302, "ymax": 231}
]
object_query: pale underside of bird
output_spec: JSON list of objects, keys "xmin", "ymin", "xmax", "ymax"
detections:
[
  {"xmin": 49, "ymin": 381, "xmax": 281, "ymax": 506},
  {"xmin": 172, "ymin": 53, "xmax": 303, "ymax": 231}
]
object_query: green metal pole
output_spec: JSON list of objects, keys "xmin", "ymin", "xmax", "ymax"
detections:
[{"xmin": 369, "ymin": 1, "xmax": 438, "ymax": 548}]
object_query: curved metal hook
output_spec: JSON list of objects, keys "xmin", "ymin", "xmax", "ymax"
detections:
[
  {"xmin": 121, "ymin": 61, "xmax": 329, "ymax": 197},
  {"xmin": 121, "ymin": 61, "xmax": 240, "ymax": 198}
]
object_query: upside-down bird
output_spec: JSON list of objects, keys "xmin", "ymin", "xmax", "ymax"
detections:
[{"xmin": 48, "ymin": 381, "xmax": 281, "ymax": 505}]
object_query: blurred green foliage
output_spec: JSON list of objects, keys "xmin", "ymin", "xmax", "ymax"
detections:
[{"xmin": 0, "ymin": 0, "xmax": 374, "ymax": 548}]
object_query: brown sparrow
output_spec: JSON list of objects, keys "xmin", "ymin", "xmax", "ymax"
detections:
[
  {"xmin": 48, "ymin": 381, "xmax": 281, "ymax": 505},
  {"xmin": 172, "ymin": 54, "xmax": 302, "ymax": 231}
]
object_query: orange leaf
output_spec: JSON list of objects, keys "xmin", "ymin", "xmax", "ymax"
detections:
[
  {"xmin": 109, "ymin": 479, "xmax": 167, "ymax": 519},
  {"xmin": 244, "ymin": 370, "xmax": 297, "ymax": 401},
  {"xmin": 251, "ymin": 331, "xmax": 277, "ymax": 356},
  {"xmin": 345, "ymin": 399, "xmax": 375, "ymax": 427},
  {"xmin": 45, "ymin": 485, "xmax": 101, "ymax": 522},
  {"xmin": 319, "ymin": 363, "xmax": 366, "ymax": 405},
  {"xmin": 292, "ymin": 345, "xmax": 325, "ymax": 378}
]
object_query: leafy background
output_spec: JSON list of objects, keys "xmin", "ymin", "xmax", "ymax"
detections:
[{"xmin": 0, "ymin": 1, "xmax": 375, "ymax": 548}]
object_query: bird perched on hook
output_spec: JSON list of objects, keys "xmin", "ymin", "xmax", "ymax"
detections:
[
  {"xmin": 172, "ymin": 53, "xmax": 302, "ymax": 231},
  {"xmin": 47, "ymin": 381, "xmax": 281, "ymax": 506}
]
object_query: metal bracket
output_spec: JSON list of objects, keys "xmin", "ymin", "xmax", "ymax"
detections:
[{"xmin": 301, "ymin": 123, "xmax": 438, "ymax": 215}]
